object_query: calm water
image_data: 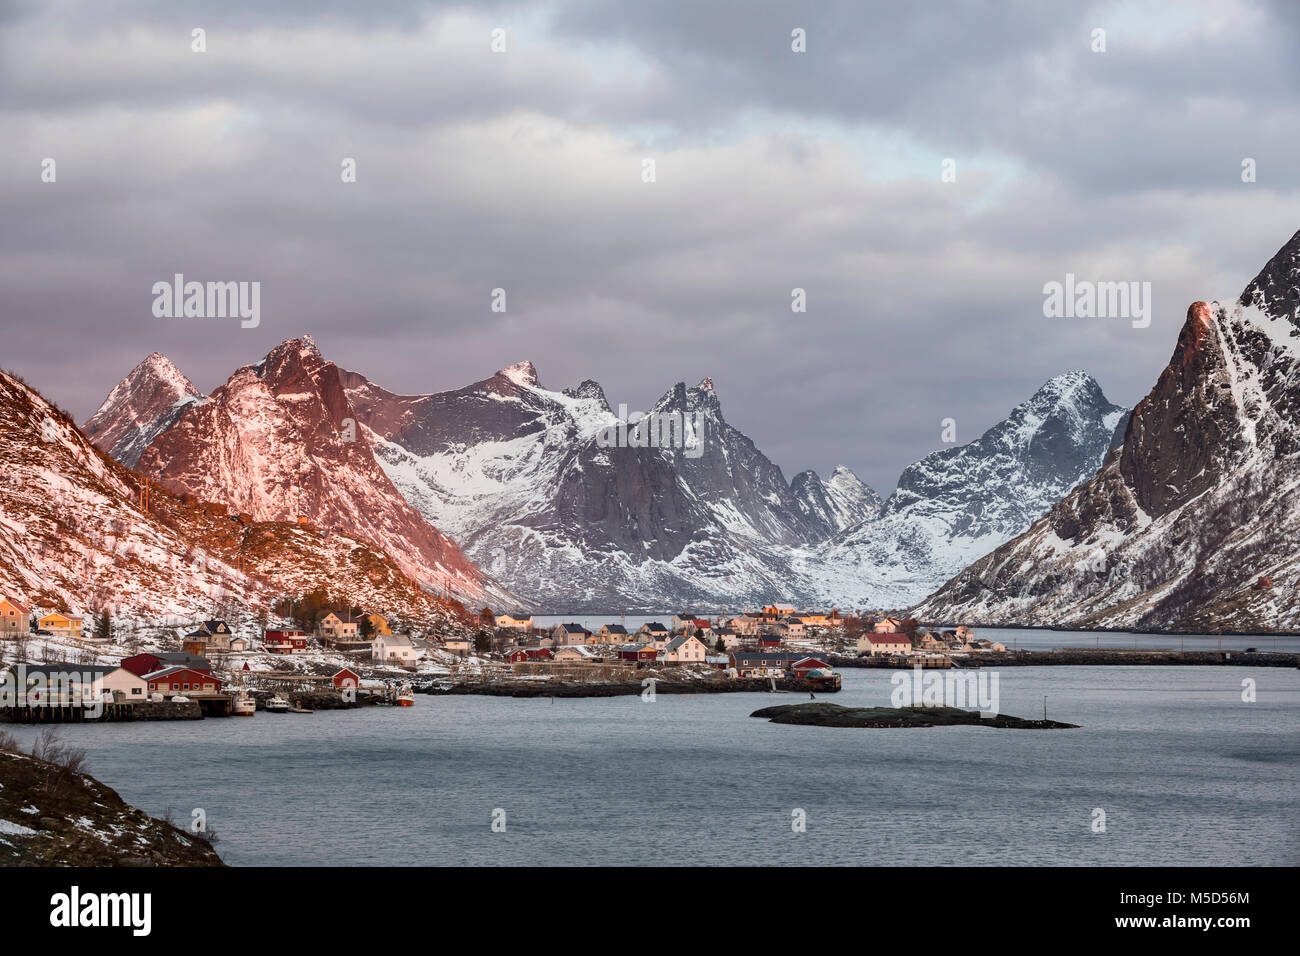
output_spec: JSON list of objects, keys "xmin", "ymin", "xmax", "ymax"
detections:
[{"xmin": 8, "ymin": 665, "xmax": 1298, "ymax": 866}]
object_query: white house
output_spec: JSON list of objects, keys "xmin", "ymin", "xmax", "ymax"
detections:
[
  {"xmin": 495, "ymin": 613, "xmax": 533, "ymax": 631},
  {"xmin": 661, "ymin": 634, "xmax": 708, "ymax": 664},
  {"xmin": 858, "ymin": 633, "xmax": 912, "ymax": 656},
  {"xmin": 372, "ymin": 633, "xmax": 419, "ymax": 664},
  {"xmin": 318, "ymin": 612, "xmax": 360, "ymax": 640}
]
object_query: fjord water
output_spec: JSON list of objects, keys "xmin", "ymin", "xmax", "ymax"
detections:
[{"xmin": 9, "ymin": 666, "xmax": 1297, "ymax": 866}]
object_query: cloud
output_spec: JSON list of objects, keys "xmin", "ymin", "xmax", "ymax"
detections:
[{"xmin": 0, "ymin": 0, "xmax": 1295, "ymax": 495}]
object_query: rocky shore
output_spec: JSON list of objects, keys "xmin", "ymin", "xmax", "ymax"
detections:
[
  {"xmin": 750, "ymin": 702, "xmax": 1079, "ymax": 729},
  {"xmin": 418, "ymin": 675, "xmax": 839, "ymax": 698},
  {"xmin": 0, "ymin": 742, "xmax": 224, "ymax": 866}
]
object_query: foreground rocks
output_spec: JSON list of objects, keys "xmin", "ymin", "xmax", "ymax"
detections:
[
  {"xmin": 750, "ymin": 702, "xmax": 1079, "ymax": 729},
  {"xmin": 0, "ymin": 743, "xmax": 224, "ymax": 866}
]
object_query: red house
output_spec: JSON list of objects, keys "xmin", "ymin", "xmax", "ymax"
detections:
[
  {"xmin": 759, "ymin": 635, "xmax": 782, "ymax": 648},
  {"xmin": 265, "ymin": 629, "xmax": 310, "ymax": 654},
  {"xmin": 121, "ymin": 652, "xmax": 212, "ymax": 678},
  {"xmin": 332, "ymin": 667, "xmax": 360, "ymax": 688},
  {"xmin": 790, "ymin": 656, "xmax": 832, "ymax": 677},
  {"xmin": 507, "ymin": 647, "xmax": 552, "ymax": 664},
  {"xmin": 617, "ymin": 645, "xmax": 658, "ymax": 663},
  {"xmin": 142, "ymin": 666, "xmax": 224, "ymax": 697}
]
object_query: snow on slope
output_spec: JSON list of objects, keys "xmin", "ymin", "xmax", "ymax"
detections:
[{"xmin": 915, "ymin": 229, "xmax": 1300, "ymax": 631}]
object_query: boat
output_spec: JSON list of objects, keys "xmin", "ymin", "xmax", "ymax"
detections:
[
  {"xmin": 396, "ymin": 684, "xmax": 415, "ymax": 707},
  {"xmin": 265, "ymin": 695, "xmax": 290, "ymax": 713},
  {"xmin": 232, "ymin": 691, "xmax": 256, "ymax": 716},
  {"xmin": 288, "ymin": 699, "xmax": 314, "ymax": 714}
]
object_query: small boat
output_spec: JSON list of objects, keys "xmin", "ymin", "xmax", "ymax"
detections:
[
  {"xmin": 396, "ymin": 684, "xmax": 415, "ymax": 707},
  {"xmin": 289, "ymin": 699, "xmax": 314, "ymax": 714},
  {"xmin": 232, "ymin": 691, "xmax": 256, "ymax": 716},
  {"xmin": 265, "ymin": 695, "xmax": 290, "ymax": 713}
]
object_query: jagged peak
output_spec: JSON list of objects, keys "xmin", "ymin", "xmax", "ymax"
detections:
[
  {"xmin": 1239, "ymin": 228, "xmax": 1300, "ymax": 329},
  {"xmin": 498, "ymin": 360, "xmax": 540, "ymax": 389}
]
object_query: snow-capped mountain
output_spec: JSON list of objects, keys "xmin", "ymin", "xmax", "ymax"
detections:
[
  {"xmin": 793, "ymin": 371, "xmax": 1126, "ymax": 608},
  {"xmin": 791, "ymin": 466, "xmax": 882, "ymax": 538},
  {"xmin": 86, "ymin": 336, "xmax": 512, "ymax": 607},
  {"xmin": 1, "ymin": 368, "xmax": 466, "ymax": 634},
  {"xmin": 915, "ymin": 230, "xmax": 1300, "ymax": 632},
  {"xmin": 82, "ymin": 352, "xmax": 204, "ymax": 467},
  {"xmin": 343, "ymin": 362, "xmax": 855, "ymax": 612}
]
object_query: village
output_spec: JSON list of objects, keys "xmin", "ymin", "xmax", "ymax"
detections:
[{"xmin": 0, "ymin": 592, "xmax": 1012, "ymax": 719}]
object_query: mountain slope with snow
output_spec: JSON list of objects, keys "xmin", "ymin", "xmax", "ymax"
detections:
[
  {"xmin": 83, "ymin": 353, "xmax": 204, "ymax": 467},
  {"xmin": 793, "ymin": 372, "xmax": 1126, "ymax": 607},
  {"xmin": 86, "ymin": 337, "xmax": 513, "ymax": 608},
  {"xmin": 914, "ymin": 230, "xmax": 1300, "ymax": 631},
  {"xmin": 2, "ymin": 368, "xmax": 467, "ymax": 633}
]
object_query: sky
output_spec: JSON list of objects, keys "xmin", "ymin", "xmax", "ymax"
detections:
[{"xmin": 2, "ymin": 0, "xmax": 1297, "ymax": 494}]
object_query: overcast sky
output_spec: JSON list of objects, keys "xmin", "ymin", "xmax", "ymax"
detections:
[{"xmin": 2, "ymin": 0, "xmax": 1297, "ymax": 493}]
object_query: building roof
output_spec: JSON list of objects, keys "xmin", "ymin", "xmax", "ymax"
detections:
[
  {"xmin": 378, "ymin": 633, "xmax": 415, "ymax": 647},
  {"xmin": 601, "ymin": 624, "xmax": 629, "ymax": 634},
  {"xmin": 140, "ymin": 665, "xmax": 222, "ymax": 681},
  {"xmin": 665, "ymin": 635, "xmax": 703, "ymax": 652},
  {"xmin": 0, "ymin": 595, "xmax": 30, "ymax": 614},
  {"xmin": 555, "ymin": 622, "xmax": 590, "ymax": 634},
  {"xmin": 640, "ymin": 622, "xmax": 669, "ymax": 632},
  {"xmin": 866, "ymin": 633, "xmax": 910, "ymax": 644}
]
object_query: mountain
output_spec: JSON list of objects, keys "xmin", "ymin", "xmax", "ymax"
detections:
[
  {"xmin": 85, "ymin": 336, "xmax": 512, "ymax": 607},
  {"xmin": 792, "ymin": 371, "xmax": 1127, "ymax": 607},
  {"xmin": 915, "ymin": 230, "xmax": 1300, "ymax": 632},
  {"xmin": 82, "ymin": 352, "xmax": 203, "ymax": 467},
  {"xmin": 1, "ymin": 367, "xmax": 467, "ymax": 633},
  {"xmin": 791, "ymin": 465, "xmax": 883, "ymax": 538},
  {"xmin": 343, "ymin": 363, "xmax": 871, "ymax": 612}
]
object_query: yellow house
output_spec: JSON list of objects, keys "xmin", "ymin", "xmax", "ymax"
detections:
[
  {"xmin": 365, "ymin": 613, "xmax": 393, "ymax": 636},
  {"xmin": 39, "ymin": 612, "xmax": 84, "ymax": 639},
  {"xmin": 0, "ymin": 596, "xmax": 31, "ymax": 639}
]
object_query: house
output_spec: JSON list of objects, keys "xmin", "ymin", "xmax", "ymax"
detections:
[
  {"xmin": 332, "ymin": 667, "xmax": 361, "ymax": 689},
  {"xmin": 638, "ymin": 622, "xmax": 670, "ymax": 640},
  {"xmin": 264, "ymin": 629, "xmax": 310, "ymax": 654},
  {"xmin": 121, "ymin": 652, "xmax": 212, "ymax": 677},
  {"xmin": 364, "ymin": 612, "xmax": 393, "ymax": 636},
  {"xmin": 713, "ymin": 627, "xmax": 740, "ymax": 650},
  {"xmin": 552, "ymin": 645, "xmax": 604, "ymax": 664},
  {"xmin": 228, "ymin": 636, "xmax": 249, "ymax": 652},
  {"xmin": 782, "ymin": 616, "xmax": 806, "ymax": 638},
  {"xmin": 551, "ymin": 623, "xmax": 591, "ymax": 646},
  {"xmin": 858, "ymin": 633, "xmax": 912, "ymax": 656},
  {"xmin": 182, "ymin": 637, "xmax": 209, "ymax": 656},
  {"xmin": 7, "ymin": 663, "xmax": 147, "ymax": 705},
  {"xmin": 617, "ymin": 643, "xmax": 658, "ymax": 663},
  {"xmin": 790, "ymin": 656, "xmax": 832, "ymax": 677},
  {"xmin": 730, "ymin": 615, "xmax": 762, "ymax": 636},
  {"xmin": 318, "ymin": 612, "xmax": 360, "ymax": 640},
  {"xmin": 596, "ymin": 624, "xmax": 629, "ymax": 644},
  {"xmin": 671, "ymin": 612, "xmax": 700, "ymax": 633},
  {"xmin": 142, "ymin": 666, "xmax": 224, "ymax": 698},
  {"xmin": 37, "ymin": 612, "xmax": 84, "ymax": 640},
  {"xmin": 955, "ymin": 625, "xmax": 976, "ymax": 642},
  {"xmin": 759, "ymin": 634, "xmax": 783, "ymax": 648},
  {"xmin": 689, "ymin": 618, "xmax": 713, "ymax": 637},
  {"xmin": 507, "ymin": 647, "xmax": 553, "ymax": 664},
  {"xmin": 729, "ymin": 651, "xmax": 805, "ymax": 677},
  {"xmin": 915, "ymin": 631, "xmax": 948, "ymax": 653},
  {"xmin": 0, "ymin": 596, "xmax": 30, "ymax": 639},
  {"xmin": 372, "ymin": 633, "xmax": 419, "ymax": 664},
  {"xmin": 661, "ymin": 634, "xmax": 708, "ymax": 664},
  {"xmin": 495, "ymin": 613, "xmax": 533, "ymax": 631},
  {"xmin": 442, "ymin": 636, "xmax": 472, "ymax": 655},
  {"xmin": 874, "ymin": 617, "xmax": 905, "ymax": 634}
]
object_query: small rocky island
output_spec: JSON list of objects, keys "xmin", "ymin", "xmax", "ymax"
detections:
[
  {"xmin": 0, "ymin": 736, "xmax": 225, "ymax": 866},
  {"xmin": 750, "ymin": 703, "xmax": 1079, "ymax": 729}
]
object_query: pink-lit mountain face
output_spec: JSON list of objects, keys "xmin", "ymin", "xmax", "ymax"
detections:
[
  {"xmin": 86, "ymin": 336, "xmax": 510, "ymax": 606},
  {"xmin": 916, "ymin": 230, "xmax": 1300, "ymax": 631},
  {"xmin": 81, "ymin": 352, "xmax": 203, "ymax": 468}
]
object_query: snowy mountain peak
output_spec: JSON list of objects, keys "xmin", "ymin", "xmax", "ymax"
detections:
[
  {"xmin": 83, "ymin": 352, "xmax": 203, "ymax": 468},
  {"xmin": 698, "ymin": 377, "xmax": 715, "ymax": 391},
  {"xmin": 499, "ymin": 360, "xmax": 540, "ymax": 388},
  {"xmin": 1239, "ymin": 227, "xmax": 1300, "ymax": 331}
]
